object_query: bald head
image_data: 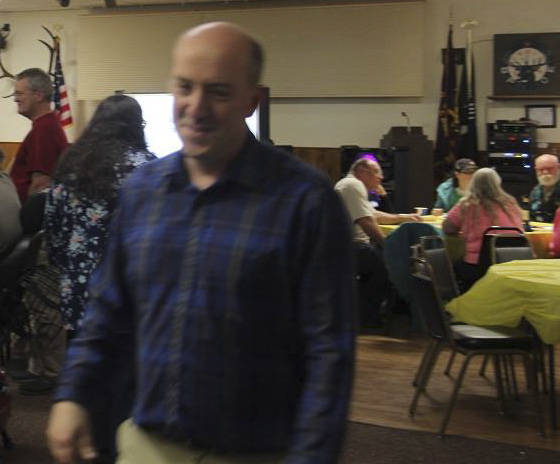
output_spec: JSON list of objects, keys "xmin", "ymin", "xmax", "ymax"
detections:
[
  {"xmin": 535, "ymin": 154, "xmax": 559, "ymax": 168},
  {"xmin": 350, "ymin": 158, "xmax": 383, "ymax": 192},
  {"xmin": 170, "ymin": 22, "xmax": 263, "ymax": 161},
  {"xmin": 174, "ymin": 22, "xmax": 263, "ymax": 86}
]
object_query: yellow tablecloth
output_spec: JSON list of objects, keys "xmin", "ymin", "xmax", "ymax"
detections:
[
  {"xmin": 378, "ymin": 216, "xmax": 442, "ymax": 237},
  {"xmin": 379, "ymin": 220, "xmax": 553, "ymax": 260},
  {"xmin": 446, "ymin": 259, "xmax": 560, "ymax": 344}
]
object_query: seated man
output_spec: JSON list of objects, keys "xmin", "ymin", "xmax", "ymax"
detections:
[
  {"xmin": 529, "ymin": 153, "xmax": 560, "ymax": 223},
  {"xmin": 433, "ymin": 158, "xmax": 478, "ymax": 212},
  {"xmin": 334, "ymin": 158, "xmax": 419, "ymax": 327},
  {"xmin": 0, "ymin": 147, "xmax": 22, "ymax": 256}
]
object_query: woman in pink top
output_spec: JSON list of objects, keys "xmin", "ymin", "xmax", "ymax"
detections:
[{"xmin": 443, "ymin": 167, "xmax": 523, "ymax": 291}]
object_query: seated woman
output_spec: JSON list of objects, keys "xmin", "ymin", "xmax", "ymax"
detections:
[
  {"xmin": 433, "ymin": 158, "xmax": 478, "ymax": 212},
  {"xmin": 44, "ymin": 94, "xmax": 155, "ymax": 462},
  {"xmin": 442, "ymin": 168, "xmax": 523, "ymax": 291}
]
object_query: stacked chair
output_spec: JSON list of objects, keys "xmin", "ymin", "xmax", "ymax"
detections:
[{"xmin": 408, "ymin": 257, "xmax": 545, "ymax": 437}]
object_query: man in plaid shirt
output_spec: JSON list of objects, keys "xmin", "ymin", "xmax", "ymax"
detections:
[{"xmin": 47, "ymin": 22, "xmax": 355, "ymax": 464}]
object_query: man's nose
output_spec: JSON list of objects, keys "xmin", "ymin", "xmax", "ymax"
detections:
[{"xmin": 188, "ymin": 89, "xmax": 209, "ymax": 117}]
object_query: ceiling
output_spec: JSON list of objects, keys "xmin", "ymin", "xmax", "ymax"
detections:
[
  {"xmin": 0, "ymin": 0, "xmax": 264, "ymax": 12},
  {"xmin": 0, "ymin": 0, "xmax": 399, "ymax": 13}
]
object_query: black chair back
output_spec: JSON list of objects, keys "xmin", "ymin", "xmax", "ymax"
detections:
[
  {"xmin": 478, "ymin": 226, "xmax": 524, "ymax": 271},
  {"xmin": 419, "ymin": 235, "xmax": 460, "ymax": 303},
  {"xmin": 490, "ymin": 234, "xmax": 534, "ymax": 263},
  {"xmin": 410, "ymin": 258, "xmax": 449, "ymax": 341}
]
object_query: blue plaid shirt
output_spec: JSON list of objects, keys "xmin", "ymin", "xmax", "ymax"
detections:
[{"xmin": 55, "ymin": 134, "xmax": 356, "ymax": 464}]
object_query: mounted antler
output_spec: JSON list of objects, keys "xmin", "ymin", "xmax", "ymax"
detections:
[
  {"xmin": 39, "ymin": 25, "xmax": 57, "ymax": 78},
  {"xmin": 0, "ymin": 57, "xmax": 13, "ymax": 80},
  {"xmin": 0, "ymin": 24, "xmax": 15, "ymax": 98}
]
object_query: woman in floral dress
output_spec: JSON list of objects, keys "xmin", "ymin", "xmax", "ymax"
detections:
[
  {"xmin": 44, "ymin": 94, "xmax": 155, "ymax": 463},
  {"xmin": 45, "ymin": 94, "xmax": 155, "ymax": 331}
]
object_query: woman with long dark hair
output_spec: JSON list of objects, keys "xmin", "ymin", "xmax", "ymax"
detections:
[
  {"xmin": 45, "ymin": 94, "xmax": 155, "ymax": 330},
  {"xmin": 44, "ymin": 94, "xmax": 155, "ymax": 463}
]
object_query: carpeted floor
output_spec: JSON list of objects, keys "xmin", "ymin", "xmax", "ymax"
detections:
[
  {"xmin": 341, "ymin": 422, "xmax": 560, "ymax": 463},
  {"xmin": 4, "ymin": 386, "xmax": 560, "ymax": 463}
]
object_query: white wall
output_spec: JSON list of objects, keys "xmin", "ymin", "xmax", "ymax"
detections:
[{"xmin": 1, "ymin": 0, "xmax": 560, "ymax": 148}]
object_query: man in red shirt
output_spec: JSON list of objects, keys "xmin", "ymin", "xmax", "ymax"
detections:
[{"xmin": 10, "ymin": 68, "xmax": 68, "ymax": 203}]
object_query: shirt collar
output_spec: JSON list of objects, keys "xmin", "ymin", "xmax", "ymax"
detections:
[
  {"xmin": 32, "ymin": 111, "xmax": 56, "ymax": 127},
  {"xmin": 161, "ymin": 132, "xmax": 268, "ymax": 192}
]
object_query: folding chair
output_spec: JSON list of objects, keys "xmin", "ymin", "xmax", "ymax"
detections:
[{"xmin": 409, "ymin": 258, "xmax": 544, "ymax": 437}]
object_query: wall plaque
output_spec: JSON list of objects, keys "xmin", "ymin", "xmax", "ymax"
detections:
[{"xmin": 494, "ymin": 33, "xmax": 560, "ymax": 97}]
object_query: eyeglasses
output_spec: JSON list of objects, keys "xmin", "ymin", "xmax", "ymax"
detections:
[{"xmin": 536, "ymin": 168, "xmax": 556, "ymax": 175}]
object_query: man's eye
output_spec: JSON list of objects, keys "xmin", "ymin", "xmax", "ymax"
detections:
[
  {"xmin": 174, "ymin": 83, "xmax": 192, "ymax": 95},
  {"xmin": 209, "ymin": 88, "xmax": 231, "ymax": 99}
]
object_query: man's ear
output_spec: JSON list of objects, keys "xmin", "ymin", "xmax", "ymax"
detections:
[
  {"xmin": 244, "ymin": 86, "xmax": 262, "ymax": 118},
  {"xmin": 34, "ymin": 90, "xmax": 46, "ymax": 103}
]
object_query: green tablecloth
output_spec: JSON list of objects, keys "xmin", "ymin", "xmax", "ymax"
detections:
[{"xmin": 446, "ymin": 259, "xmax": 560, "ymax": 344}]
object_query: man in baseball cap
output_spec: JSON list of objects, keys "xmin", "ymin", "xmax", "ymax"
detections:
[{"xmin": 433, "ymin": 158, "xmax": 478, "ymax": 212}]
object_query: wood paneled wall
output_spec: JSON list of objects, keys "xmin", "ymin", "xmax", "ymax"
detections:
[
  {"xmin": 0, "ymin": 142, "xmax": 342, "ymax": 183},
  {"xmin": 291, "ymin": 147, "xmax": 341, "ymax": 184},
  {"xmin": 0, "ymin": 142, "xmax": 20, "ymax": 172}
]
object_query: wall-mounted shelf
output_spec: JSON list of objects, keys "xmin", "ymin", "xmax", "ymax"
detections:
[{"xmin": 488, "ymin": 95, "xmax": 560, "ymax": 100}]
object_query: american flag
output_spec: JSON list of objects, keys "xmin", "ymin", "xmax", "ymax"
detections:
[{"xmin": 52, "ymin": 39, "xmax": 72, "ymax": 128}]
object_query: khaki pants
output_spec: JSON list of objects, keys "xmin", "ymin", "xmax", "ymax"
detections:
[{"xmin": 116, "ymin": 419, "xmax": 285, "ymax": 464}]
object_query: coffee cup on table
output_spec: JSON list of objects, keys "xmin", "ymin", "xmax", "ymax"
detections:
[{"xmin": 431, "ymin": 208, "xmax": 443, "ymax": 216}]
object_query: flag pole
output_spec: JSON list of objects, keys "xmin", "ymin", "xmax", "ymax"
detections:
[
  {"xmin": 460, "ymin": 20, "xmax": 479, "ymax": 99},
  {"xmin": 459, "ymin": 19, "xmax": 479, "ymax": 160}
]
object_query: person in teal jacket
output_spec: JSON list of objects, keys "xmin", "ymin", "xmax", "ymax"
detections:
[{"xmin": 434, "ymin": 158, "xmax": 478, "ymax": 212}]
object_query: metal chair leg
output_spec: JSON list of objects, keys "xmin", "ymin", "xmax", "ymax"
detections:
[
  {"xmin": 410, "ymin": 340, "xmax": 443, "ymax": 417},
  {"xmin": 493, "ymin": 355, "xmax": 506, "ymax": 413},
  {"xmin": 508, "ymin": 355, "xmax": 519, "ymax": 400},
  {"xmin": 525, "ymin": 352, "xmax": 546, "ymax": 437},
  {"xmin": 479, "ymin": 355, "xmax": 489, "ymax": 377},
  {"xmin": 439, "ymin": 353, "xmax": 473, "ymax": 436},
  {"xmin": 502, "ymin": 355, "xmax": 513, "ymax": 400},
  {"xmin": 413, "ymin": 339, "xmax": 437, "ymax": 388},
  {"xmin": 537, "ymin": 343, "xmax": 548, "ymax": 395},
  {"xmin": 444, "ymin": 349, "xmax": 456, "ymax": 376}
]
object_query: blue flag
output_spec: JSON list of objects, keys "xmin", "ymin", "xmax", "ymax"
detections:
[{"xmin": 435, "ymin": 25, "xmax": 460, "ymax": 178}]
